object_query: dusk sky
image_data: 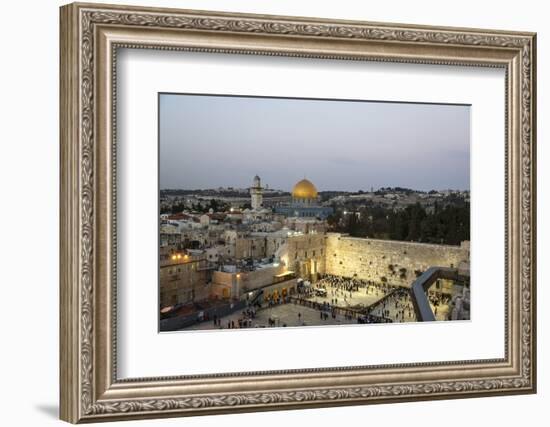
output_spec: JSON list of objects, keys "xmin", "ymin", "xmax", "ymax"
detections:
[{"xmin": 159, "ymin": 94, "xmax": 470, "ymax": 192}]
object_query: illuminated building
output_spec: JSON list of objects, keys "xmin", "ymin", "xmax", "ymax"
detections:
[{"xmin": 274, "ymin": 178, "xmax": 333, "ymax": 219}]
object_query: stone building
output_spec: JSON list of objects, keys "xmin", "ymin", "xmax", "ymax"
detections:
[
  {"xmin": 210, "ymin": 263, "xmax": 297, "ymax": 302},
  {"xmin": 277, "ymin": 233, "xmax": 326, "ymax": 282},
  {"xmin": 249, "ymin": 175, "xmax": 264, "ymax": 210},
  {"xmin": 285, "ymin": 217, "xmax": 327, "ymax": 234},
  {"xmin": 216, "ymin": 230, "xmax": 289, "ymax": 261},
  {"xmin": 160, "ymin": 230, "xmax": 182, "ymax": 247},
  {"xmin": 159, "ymin": 247, "xmax": 212, "ymax": 308}
]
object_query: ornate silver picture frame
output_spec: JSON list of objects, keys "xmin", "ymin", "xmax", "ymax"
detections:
[{"xmin": 60, "ymin": 2, "xmax": 536, "ymax": 423}]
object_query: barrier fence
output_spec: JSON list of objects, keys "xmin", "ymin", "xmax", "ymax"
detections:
[{"xmin": 289, "ymin": 296, "xmax": 392, "ymax": 323}]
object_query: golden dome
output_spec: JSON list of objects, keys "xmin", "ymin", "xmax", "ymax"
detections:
[{"xmin": 292, "ymin": 179, "xmax": 318, "ymax": 199}]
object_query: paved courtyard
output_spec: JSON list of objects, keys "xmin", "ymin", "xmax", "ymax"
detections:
[
  {"xmin": 181, "ymin": 296, "xmax": 453, "ymax": 331},
  {"xmin": 183, "ymin": 302, "xmax": 357, "ymax": 331},
  {"xmin": 303, "ymin": 286, "xmax": 387, "ymax": 309},
  {"xmin": 180, "ymin": 279, "xmax": 462, "ymax": 331}
]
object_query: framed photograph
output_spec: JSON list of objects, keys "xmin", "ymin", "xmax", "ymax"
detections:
[{"xmin": 60, "ymin": 2, "xmax": 537, "ymax": 423}]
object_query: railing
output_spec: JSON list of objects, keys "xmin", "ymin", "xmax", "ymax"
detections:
[
  {"xmin": 289, "ymin": 296, "xmax": 392, "ymax": 323},
  {"xmin": 249, "ymin": 289, "xmax": 264, "ymax": 306},
  {"xmin": 410, "ymin": 267, "xmax": 464, "ymax": 321},
  {"xmin": 364, "ymin": 286, "xmax": 402, "ymax": 312}
]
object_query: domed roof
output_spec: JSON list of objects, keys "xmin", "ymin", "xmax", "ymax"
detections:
[{"xmin": 292, "ymin": 179, "xmax": 318, "ymax": 199}]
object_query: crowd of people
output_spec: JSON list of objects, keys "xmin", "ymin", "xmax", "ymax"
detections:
[
  {"xmin": 196, "ymin": 274, "xmax": 460, "ymax": 329},
  {"xmin": 300, "ymin": 274, "xmax": 398, "ymax": 307},
  {"xmin": 210, "ymin": 306, "xmax": 259, "ymax": 329},
  {"xmin": 297, "ymin": 274, "xmax": 421, "ymax": 323},
  {"xmin": 294, "ymin": 274, "xmax": 417, "ymax": 324},
  {"xmin": 291, "ymin": 297, "xmax": 356, "ymax": 321},
  {"xmin": 427, "ymin": 290, "xmax": 452, "ymax": 318},
  {"xmin": 368, "ymin": 287, "xmax": 417, "ymax": 322}
]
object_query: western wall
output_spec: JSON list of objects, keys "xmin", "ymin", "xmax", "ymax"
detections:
[{"xmin": 323, "ymin": 233, "xmax": 470, "ymax": 287}]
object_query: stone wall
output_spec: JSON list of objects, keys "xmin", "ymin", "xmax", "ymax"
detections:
[
  {"xmin": 211, "ymin": 264, "xmax": 286, "ymax": 298},
  {"xmin": 239, "ymin": 265, "xmax": 286, "ymax": 292},
  {"xmin": 325, "ymin": 233, "xmax": 469, "ymax": 287},
  {"xmin": 235, "ymin": 235, "xmax": 267, "ymax": 259},
  {"xmin": 184, "ymin": 232, "xmax": 470, "ymax": 303},
  {"xmin": 233, "ymin": 234, "xmax": 286, "ymax": 260},
  {"xmin": 278, "ymin": 233, "xmax": 326, "ymax": 281}
]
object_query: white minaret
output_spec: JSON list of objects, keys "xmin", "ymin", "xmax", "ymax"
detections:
[{"xmin": 250, "ymin": 175, "xmax": 263, "ymax": 210}]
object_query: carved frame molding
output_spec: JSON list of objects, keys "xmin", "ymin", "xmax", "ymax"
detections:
[{"xmin": 60, "ymin": 2, "xmax": 536, "ymax": 423}]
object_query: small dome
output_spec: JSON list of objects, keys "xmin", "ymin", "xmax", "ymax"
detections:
[{"xmin": 292, "ymin": 179, "xmax": 318, "ymax": 199}]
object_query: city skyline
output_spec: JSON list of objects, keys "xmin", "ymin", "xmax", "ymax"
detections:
[
  {"xmin": 160, "ymin": 94, "xmax": 470, "ymax": 192},
  {"xmin": 160, "ymin": 183, "xmax": 469, "ymax": 193}
]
